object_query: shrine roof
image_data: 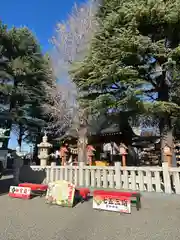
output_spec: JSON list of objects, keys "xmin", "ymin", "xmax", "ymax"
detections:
[{"xmin": 53, "ymin": 115, "xmax": 122, "ymax": 142}]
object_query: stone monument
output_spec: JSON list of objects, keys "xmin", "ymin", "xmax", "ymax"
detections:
[
  {"xmin": 38, "ymin": 133, "xmax": 52, "ymax": 166},
  {"xmin": 11, "ymin": 147, "xmax": 25, "ymax": 184}
]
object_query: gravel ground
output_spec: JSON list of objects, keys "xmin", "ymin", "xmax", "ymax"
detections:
[{"xmin": 1, "ymin": 177, "xmax": 180, "ymax": 240}]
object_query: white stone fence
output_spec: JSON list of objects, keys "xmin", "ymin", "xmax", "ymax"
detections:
[{"xmin": 19, "ymin": 162, "xmax": 180, "ymax": 194}]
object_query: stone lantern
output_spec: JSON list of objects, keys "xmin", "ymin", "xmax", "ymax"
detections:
[{"xmin": 38, "ymin": 133, "xmax": 52, "ymax": 166}]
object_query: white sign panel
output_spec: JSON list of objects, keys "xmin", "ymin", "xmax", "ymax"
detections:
[{"xmin": 93, "ymin": 197, "xmax": 131, "ymax": 213}]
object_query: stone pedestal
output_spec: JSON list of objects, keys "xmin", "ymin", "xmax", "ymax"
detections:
[{"xmin": 40, "ymin": 158, "xmax": 48, "ymax": 167}]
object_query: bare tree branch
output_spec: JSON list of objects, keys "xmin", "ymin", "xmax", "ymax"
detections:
[
  {"xmin": 42, "ymin": 75, "xmax": 77, "ymax": 134},
  {"xmin": 51, "ymin": 0, "xmax": 99, "ymax": 76},
  {"xmin": 44, "ymin": 0, "xmax": 100, "ymax": 136}
]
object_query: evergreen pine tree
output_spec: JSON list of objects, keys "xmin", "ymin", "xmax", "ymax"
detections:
[
  {"xmin": 0, "ymin": 22, "xmax": 51, "ymax": 148},
  {"xmin": 72, "ymin": 0, "xmax": 180, "ymax": 163}
]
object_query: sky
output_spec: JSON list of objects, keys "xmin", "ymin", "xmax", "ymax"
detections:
[{"xmin": 0, "ymin": 0, "xmax": 84, "ymax": 150}]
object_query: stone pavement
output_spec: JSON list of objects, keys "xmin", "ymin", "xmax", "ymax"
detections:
[{"xmin": 0, "ymin": 178, "xmax": 180, "ymax": 240}]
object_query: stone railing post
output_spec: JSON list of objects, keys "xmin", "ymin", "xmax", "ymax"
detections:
[
  {"xmin": 162, "ymin": 162, "xmax": 171, "ymax": 194},
  {"xmin": 51, "ymin": 162, "xmax": 56, "ymax": 167},
  {"xmin": 50, "ymin": 162, "xmax": 56, "ymax": 182},
  {"xmin": 115, "ymin": 161, "xmax": 121, "ymax": 189},
  {"xmin": 79, "ymin": 162, "xmax": 85, "ymax": 186}
]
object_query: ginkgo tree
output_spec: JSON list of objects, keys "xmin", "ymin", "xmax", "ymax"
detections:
[{"xmin": 46, "ymin": 0, "xmax": 100, "ymax": 162}]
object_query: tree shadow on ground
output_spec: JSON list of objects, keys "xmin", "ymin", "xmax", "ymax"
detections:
[
  {"xmin": 0, "ymin": 177, "xmax": 13, "ymax": 196},
  {"xmin": 3, "ymin": 169, "xmax": 13, "ymax": 176},
  {"xmin": 0, "ymin": 166, "xmax": 46, "ymax": 197}
]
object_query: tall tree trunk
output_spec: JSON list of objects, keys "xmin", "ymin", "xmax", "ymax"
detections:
[
  {"xmin": 33, "ymin": 127, "xmax": 42, "ymax": 165},
  {"xmin": 78, "ymin": 126, "xmax": 88, "ymax": 164},
  {"xmin": 120, "ymin": 114, "xmax": 137, "ymax": 165},
  {"xmin": 159, "ymin": 116, "xmax": 173, "ymax": 163},
  {"xmin": 158, "ymin": 70, "xmax": 174, "ymax": 165},
  {"xmin": 17, "ymin": 123, "xmax": 23, "ymax": 151}
]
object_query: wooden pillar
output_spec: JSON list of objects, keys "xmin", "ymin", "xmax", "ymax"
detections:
[
  {"xmin": 74, "ymin": 157, "xmax": 78, "ymax": 166},
  {"xmin": 119, "ymin": 143, "xmax": 127, "ymax": 167},
  {"xmin": 88, "ymin": 156, "xmax": 93, "ymax": 166},
  {"xmin": 122, "ymin": 154, "xmax": 127, "ymax": 167},
  {"xmin": 60, "ymin": 147, "xmax": 68, "ymax": 166}
]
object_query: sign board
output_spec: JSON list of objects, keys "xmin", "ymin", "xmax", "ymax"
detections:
[
  {"xmin": 46, "ymin": 180, "xmax": 75, "ymax": 207},
  {"xmin": 93, "ymin": 194, "xmax": 131, "ymax": 213},
  {"xmin": 9, "ymin": 186, "xmax": 31, "ymax": 199}
]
